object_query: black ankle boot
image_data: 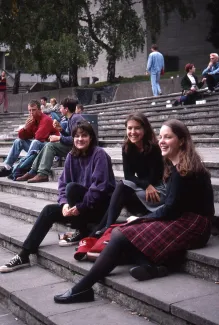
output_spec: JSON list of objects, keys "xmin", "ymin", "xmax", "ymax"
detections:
[{"xmin": 129, "ymin": 265, "xmax": 168, "ymax": 281}]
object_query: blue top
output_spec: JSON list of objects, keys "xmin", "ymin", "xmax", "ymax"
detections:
[
  {"xmin": 202, "ymin": 62, "xmax": 219, "ymax": 76},
  {"xmin": 60, "ymin": 113, "xmax": 84, "ymax": 146},
  {"xmin": 58, "ymin": 146, "xmax": 116, "ymax": 213},
  {"xmin": 147, "ymin": 51, "xmax": 164, "ymax": 74}
]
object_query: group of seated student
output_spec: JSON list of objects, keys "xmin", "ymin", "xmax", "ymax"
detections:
[
  {"xmin": 0, "ymin": 112, "xmax": 214, "ymax": 306},
  {"xmin": 40, "ymin": 97, "xmax": 84, "ymax": 123},
  {"xmin": 173, "ymin": 52, "xmax": 219, "ymax": 106},
  {"xmin": 0, "ymin": 98, "xmax": 84, "ymax": 181}
]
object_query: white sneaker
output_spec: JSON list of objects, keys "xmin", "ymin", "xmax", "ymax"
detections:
[{"xmin": 0, "ymin": 255, "xmax": 30, "ymax": 273}]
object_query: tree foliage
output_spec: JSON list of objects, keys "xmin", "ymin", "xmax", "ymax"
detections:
[
  {"xmin": 0, "ymin": 0, "xmax": 196, "ymax": 86},
  {"xmin": 80, "ymin": 0, "xmax": 145, "ymax": 82}
]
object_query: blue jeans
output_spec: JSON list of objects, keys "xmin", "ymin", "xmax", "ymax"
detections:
[
  {"xmin": 151, "ymin": 72, "xmax": 161, "ymax": 96},
  {"xmin": 50, "ymin": 112, "xmax": 61, "ymax": 121},
  {"xmin": 4, "ymin": 139, "xmax": 45, "ymax": 167}
]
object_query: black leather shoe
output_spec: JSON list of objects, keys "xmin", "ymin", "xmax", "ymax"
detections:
[
  {"xmin": 54, "ymin": 287, "xmax": 94, "ymax": 304},
  {"xmin": 129, "ymin": 265, "xmax": 168, "ymax": 281},
  {"xmin": 0, "ymin": 167, "xmax": 11, "ymax": 177}
]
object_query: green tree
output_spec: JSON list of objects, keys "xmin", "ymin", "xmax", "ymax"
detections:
[
  {"xmin": 0, "ymin": 0, "xmax": 100, "ymax": 87},
  {"xmin": 81, "ymin": 0, "xmax": 145, "ymax": 82},
  {"xmin": 0, "ymin": 0, "xmax": 34, "ymax": 93}
]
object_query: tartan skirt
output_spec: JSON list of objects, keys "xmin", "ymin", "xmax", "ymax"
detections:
[{"xmin": 119, "ymin": 213, "xmax": 211, "ymax": 264}]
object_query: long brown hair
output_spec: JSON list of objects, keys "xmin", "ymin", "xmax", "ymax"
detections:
[
  {"xmin": 123, "ymin": 112, "xmax": 157, "ymax": 153},
  {"xmin": 162, "ymin": 119, "xmax": 208, "ymax": 180},
  {"xmin": 71, "ymin": 121, "xmax": 97, "ymax": 157}
]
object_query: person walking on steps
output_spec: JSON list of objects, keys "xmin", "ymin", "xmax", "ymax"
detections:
[{"xmin": 146, "ymin": 44, "xmax": 164, "ymax": 97}]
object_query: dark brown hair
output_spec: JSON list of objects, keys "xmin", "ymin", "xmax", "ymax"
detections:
[
  {"xmin": 185, "ymin": 63, "xmax": 194, "ymax": 73},
  {"xmin": 123, "ymin": 112, "xmax": 157, "ymax": 154},
  {"xmin": 162, "ymin": 119, "xmax": 208, "ymax": 180},
  {"xmin": 151, "ymin": 44, "xmax": 158, "ymax": 51},
  {"xmin": 76, "ymin": 104, "xmax": 84, "ymax": 112},
  {"xmin": 71, "ymin": 120, "xmax": 97, "ymax": 156},
  {"xmin": 61, "ymin": 97, "xmax": 78, "ymax": 113}
]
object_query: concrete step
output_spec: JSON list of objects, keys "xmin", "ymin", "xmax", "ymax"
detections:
[
  {"xmin": 0, "ymin": 302, "xmax": 26, "ymax": 325},
  {"xmin": 1, "ymin": 215, "xmax": 219, "ymax": 325},
  {"xmin": 0, "ymin": 247, "xmax": 155, "ymax": 325},
  {"xmin": 85, "ymin": 91, "xmax": 219, "ymax": 113}
]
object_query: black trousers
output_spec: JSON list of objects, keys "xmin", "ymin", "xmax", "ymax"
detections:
[
  {"xmin": 93, "ymin": 181, "xmax": 148, "ymax": 232},
  {"xmin": 23, "ymin": 182, "xmax": 109, "ymax": 253},
  {"xmin": 206, "ymin": 74, "xmax": 218, "ymax": 90}
]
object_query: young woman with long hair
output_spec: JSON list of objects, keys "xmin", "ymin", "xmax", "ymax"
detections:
[
  {"xmin": 93, "ymin": 112, "xmax": 165, "ymax": 237},
  {"xmin": 53, "ymin": 119, "xmax": 214, "ymax": 304}
]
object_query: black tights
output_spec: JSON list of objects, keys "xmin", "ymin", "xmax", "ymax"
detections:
[
  {"xmin": 70, "ymin": 228, "xmax": 152, "ymax": 294},
  {"xmin": 95, "ymin": 181, "xmax": 148, "ymax": 231}
]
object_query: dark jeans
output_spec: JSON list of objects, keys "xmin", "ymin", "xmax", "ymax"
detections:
[
  {"xmin": 206, "ymin": 74, "xmax": 219, "ymax": 90},
  {"xmin": 23, "ymin": 182, "xmax": 109, "ymax": 253}
]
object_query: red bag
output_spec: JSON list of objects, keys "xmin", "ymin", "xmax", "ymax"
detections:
[
  {"xmin": 74, "ymin": 223, "xmax": 127, "ymax": 262},
  {"xmin": 161, "ymin": 68, "xmax": 165, "ymax": 76}
]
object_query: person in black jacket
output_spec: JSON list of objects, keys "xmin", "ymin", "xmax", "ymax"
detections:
[
  {"xmin": 54, "ymin": 119, "xmax": 214, "ymax": 304},
  {"xmin": 180, "ymin": 63, "xmax": 205, "ymax": 105}
]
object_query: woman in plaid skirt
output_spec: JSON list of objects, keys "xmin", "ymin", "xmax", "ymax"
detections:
[{"xmin": 54, "ymin": 119, "xmax": 214, "ymax": 304}]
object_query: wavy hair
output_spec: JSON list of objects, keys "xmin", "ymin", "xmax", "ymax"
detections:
[
  {"xmin": 71, "ymin": 121, "xmax": 97, "ymax": 157},
  {"xmin": 162, "ymin": 119, "xmax": 208, "ymax": 180},
  {"xmin": 123, "ymin": 112, "xmax": 157, "ymax": 154}
]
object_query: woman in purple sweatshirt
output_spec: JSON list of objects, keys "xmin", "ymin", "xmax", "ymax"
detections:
[{"xmin": 0, "ymin": 121, "xmax": 116, "ymax": 273}]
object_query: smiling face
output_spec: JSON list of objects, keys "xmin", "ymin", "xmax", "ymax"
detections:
[
  {"xmin": 159, "ymin": 125, "xmax": 183, "ymax": 165},
  {"xmin": 126, "ymin": 119, "xmax": 145, "ymax": 149},
  {"xmin": 73, "ymin": 129, "xmax": 92, "ymax": 152}
]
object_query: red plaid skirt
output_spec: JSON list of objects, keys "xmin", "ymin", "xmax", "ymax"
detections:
[{"xmin": 119, "ymin": 213, "xmax": 211, "ymax": 264}]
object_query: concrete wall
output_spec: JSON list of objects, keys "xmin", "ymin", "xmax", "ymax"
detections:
[{"xmin": 78, "ymin": 0, "xmax": 214, "ymax": 82}]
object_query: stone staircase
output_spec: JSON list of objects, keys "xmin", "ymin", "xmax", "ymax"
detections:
[{"xmin": 1, "ymin": 93, "xmax": 219, "ymax": 325}]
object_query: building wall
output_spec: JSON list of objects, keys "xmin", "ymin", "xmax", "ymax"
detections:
[
  {"xmin": 156, "ymin": 0, "xmax": 215, "ymax": 71},
  {"xmin": 78, "ymin": 0, "xmax": 215, "ymax": 83}
]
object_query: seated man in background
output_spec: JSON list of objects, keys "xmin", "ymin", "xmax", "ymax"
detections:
[
  {"xmin": 75, "ymin": 104, "xmax": 84, "ymax": 114},
  {"xmin": 43, "ymin": 98, "xmax": 61, "ymax": 121},
  {"xmin": 202, "ymin": 53, "xmax": 219, "ymax": 93},
  {"xmin": 0, "ymin": 100, "xmax": 59, "ymax": 177},
  {"xmin": 60, "ymin": 103, "xmax": 84, "ymax": 132},
  {"xmin": 40, "ymin": 97, "xmax": 50, "ymax": 110},
  {"xmin": 16, "ymin": 98, "xmax": 84, "ymax": 183}
]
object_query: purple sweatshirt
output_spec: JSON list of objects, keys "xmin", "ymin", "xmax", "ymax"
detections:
[{"xmin": 58, "ymin": 146, "xmax": 116, "ymax": 214}]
